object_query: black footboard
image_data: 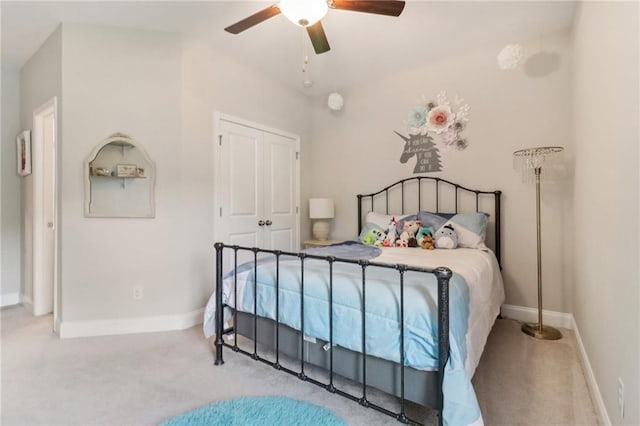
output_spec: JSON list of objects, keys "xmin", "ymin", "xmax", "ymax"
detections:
[{"xmin": 214, "ymin": 243, "xmax": 451, "ymax": 426}]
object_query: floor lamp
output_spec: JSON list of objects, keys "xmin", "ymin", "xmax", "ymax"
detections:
[{"xmin": 513, "ymin": 146, "xmax": 564, "ymax": 340}]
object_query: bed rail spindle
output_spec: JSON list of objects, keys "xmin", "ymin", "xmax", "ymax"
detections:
[
  {"xmin": 398, "ymin": 266, "xmax": 408, "ymax": 423},
  {"xmin": 359, "ymin": 261, "xmax": 369, "ymax": 407},
  {"xmin": 455, "ymin": 187, "xmax": 459, "ymax": 213},
  {"xmin": 436, "ymin": 180, "xmax": 440, "ymax": 213},
  {"xmin": 385, "ymin": 190, "xmax": 389, "ymax": 214},
  {"xmin": 401, "ymin": 181, "xmax": 405, "ymax": 214},
  {"xmin": 214, "ymin": 243, "xmax": 224, "ymax": 365},
  {"xmin": 274, "ymin": 251, "xmax": 281, "ymax": 369},
  {"xmin": 495, "ymin": 190, "xmax": 502, "ymax": 268},
  {"xmin": 435, "ymin": 266, "xmax": 452, "ymax": 426},
  {"xmin": 357, "ymin": 195, "xmax": 363, "ymax": 233},
  {"xmin": 298, "ymin": 254, "xmax": 307, "ymax": 381},
  {"xmin": 327, "ymin": 257, "xmax": 336, "ymax": 393},
  {"xmin": 475, "ymin": 193, "xmax": 479, "ymax": 212},
  {"xmin": 418, "ymin": 178, "xmax": 422, "ymax": 211},
  {"xmin": 233, "ymin": 247, "xmax": 239, "ymax": 351},
  {"xmin": 252, "ymin": 248, "xmax": 259, "ymax": 360}
]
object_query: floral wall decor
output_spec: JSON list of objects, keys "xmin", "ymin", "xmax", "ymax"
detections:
[{"xmin": 396, "ymin": 91, "xmax": 470, "ymax": 173}]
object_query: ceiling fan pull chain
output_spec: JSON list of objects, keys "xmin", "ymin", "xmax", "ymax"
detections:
[{"xmin": 302, "ymin": 29, "xmax": 309, "ymax": 73}]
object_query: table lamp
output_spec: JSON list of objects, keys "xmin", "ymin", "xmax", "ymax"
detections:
[
  {"xmin": 309, "ymin": 198, "xmax": 334, "ymax": 241},
  {"xmin": 513, "ymin": 146, "xmax": 564, "ymax": 340}
]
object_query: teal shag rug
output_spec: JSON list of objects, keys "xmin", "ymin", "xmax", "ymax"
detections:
[{"xmin": 161, "ymin": 396, "xmax": 347, "ymax": 426}]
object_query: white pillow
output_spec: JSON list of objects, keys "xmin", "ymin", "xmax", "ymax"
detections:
[{"xmin": 364, "ymin": 212, "xmax": 411, "ymax": 230}]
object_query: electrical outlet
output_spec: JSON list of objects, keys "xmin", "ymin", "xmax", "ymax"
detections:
[
  {"xmin": 618, "ymin": 377, "xmax": 624, "ymax": 419},
  {"xmin": 133, "ymin": 286, "xmax": 143, "ymax": 301}
]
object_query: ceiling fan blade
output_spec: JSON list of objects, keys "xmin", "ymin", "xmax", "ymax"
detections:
[
  {"xmin": 224, "ymin": 5, "xmax": 281, "ymax": 34},
  {"xmin": 306, "ymin": 21, "xmax": 331, "ymax": 54},
  {"xmin": 330, "ymin": 0, "xmax": 405, "ymax": 17}
]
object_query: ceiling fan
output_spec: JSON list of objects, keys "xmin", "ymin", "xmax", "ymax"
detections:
[{"xmin": 224, "ymin": 0, "xmax": 406, "ymax": 55}]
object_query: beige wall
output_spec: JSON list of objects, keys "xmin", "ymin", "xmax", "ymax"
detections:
[
  {"xmin": 572, "ymin": 2, "xmax": 639, "ymax": 424},
  {"xmin": 179, "ymin": 39, "xmax": 311, "ymax": 305},
  {"xmin": 60, "ymin": 24, "xmax": 185, "ymax": 321},
  {"xmin": 54, "ymin": 24, "xmax": 310, "ymax": 324},
  {"xmin": 309, "ymin": 31, "xmax": 574, "ymax": 314},
  {"xmin": 1, "ymin": 67, "xmax": 22, "ymax": 306}
]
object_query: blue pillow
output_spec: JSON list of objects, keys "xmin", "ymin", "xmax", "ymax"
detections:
[
  {"xmin": 417, "ymin": 211, "xmax": 451, "ymax": 231},
  {"xmin": 417, "ymin": 211, "xmax": 489, "ymax": 249}
]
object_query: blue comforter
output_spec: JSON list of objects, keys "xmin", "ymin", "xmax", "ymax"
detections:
[{"xmin": 207, "ymin": 243, "xmax": 482, "ymax": 426}]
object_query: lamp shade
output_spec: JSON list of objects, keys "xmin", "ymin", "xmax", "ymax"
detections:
[
  {"xmin": 513, "ymin": 146, "xmax": 564, "ymax": 182},
  {"xmin": 309, "ymin": 198, "xmax": 334, "ymax": 219},
  {"xmin": 279, "ymin": 0, "xmax": 328, "ymax": 27}
]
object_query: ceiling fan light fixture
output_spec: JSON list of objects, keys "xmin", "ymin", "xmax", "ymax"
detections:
[{"xmin": 279, "ymin": 0, "xmax": 328, "ymax": 27}]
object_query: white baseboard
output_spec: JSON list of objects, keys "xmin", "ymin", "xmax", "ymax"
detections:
[
  {"xmin": 0, "ymin": 292, "xmax": 21, "ymax": 307},
  {"xmin": 501, "ymin": 304, "xmax": 610, "ymax": 425},
  {"xmin": 59, "ymin": 308, "xmax": 204, "ymax": 339},
  {"xmin": 571, "ymin": 316, "xmax": 611, "ymax": 426},
  {"xmin": 500, "ymin": 303, "xmax": 573, "ymax": 329}
]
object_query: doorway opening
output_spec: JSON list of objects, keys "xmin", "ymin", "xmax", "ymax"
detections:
[{"xmin": 31, "ymin": 97, "xmax": 58, "ymax": 332}]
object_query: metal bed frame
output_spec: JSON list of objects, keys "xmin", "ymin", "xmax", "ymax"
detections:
[{"xmin": 214, "ymin": 176, "xmax": 502, "ymax": 426}]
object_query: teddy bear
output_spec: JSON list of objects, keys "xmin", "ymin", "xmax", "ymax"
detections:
[
  {"xmin": 421, "ymin": 234, "xmax": 436, "ymax": 250},
  {"xmin": 435, "ymin": 224, "xmax": 458, "ymax": 249},
  {"xmin": 396, "ymin": 220, "xmax": 422, "ymax": 247}
]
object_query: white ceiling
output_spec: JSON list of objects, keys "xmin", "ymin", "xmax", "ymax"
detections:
[{"xmin": 1, "ymin": 1, "xmax": 576, "ymax": 95}]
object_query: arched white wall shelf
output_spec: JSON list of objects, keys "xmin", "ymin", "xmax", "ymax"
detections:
[{"xmin": 84, "ymin": 133, "xmax": 156, "ymax": 218}]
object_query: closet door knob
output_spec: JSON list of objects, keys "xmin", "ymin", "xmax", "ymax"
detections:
[
  {"xmin": 265, "ymin": 220, "xmax": 272, "ymax": 226},
  {"xmin": 258, "ymin": 220, "xmax": 266, "ymax": 227}
]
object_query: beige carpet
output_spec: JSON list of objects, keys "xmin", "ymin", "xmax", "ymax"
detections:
[{"xmin": 1, "ymin": 305, "xmax": 597, "ymax": 425}]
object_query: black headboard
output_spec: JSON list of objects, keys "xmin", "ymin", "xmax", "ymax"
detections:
[{"xmin": 357, "ymin": 176, "xmax": 502, "ymax": 266}]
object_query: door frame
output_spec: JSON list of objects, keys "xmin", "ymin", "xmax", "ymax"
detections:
[
  {"xmin": 31, "ymin": 97, "xmax": 59, "ymax": 330},
  {"xmin": 212, "ymin": 112, "xmax": 301, "ymax": 249}
]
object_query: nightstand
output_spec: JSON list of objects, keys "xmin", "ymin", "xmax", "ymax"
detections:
[{"xmin": 303, "ymin": 239, "xmax": 342, "ymax": 249}]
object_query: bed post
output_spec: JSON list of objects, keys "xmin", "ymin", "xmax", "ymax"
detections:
[
  {"xmin": 434, "ymin": 266, "xmax": 452, "ymax": 426},
  {"xmin": 214, "ymin": 242, "xmax": 224, "ymax": 366},
  {"xmin": 357, "ymin": 194, "xmax": 363, "ymax": 233},
  {"xmin": 494, "ymin": 190, "xmax": 502, "ymax": 268}
]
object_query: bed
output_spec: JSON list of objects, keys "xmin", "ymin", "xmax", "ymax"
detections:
[{"xmin": 204, "ymin": 176, "xmax": 504, "ymax": 426}]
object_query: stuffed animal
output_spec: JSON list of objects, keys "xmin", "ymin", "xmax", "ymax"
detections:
[
  {"xmin": 372, "ymin": 228, "xmax": 386, "ymax": 247},
  {"xmin": 383, "ymin": 217, "xmax": 398, "ymax": 247},
  {"xmin": 421, "ymin": 234, "xmax": 435, "ymax": 250},
  {"xmin": 397, "ymin": 220, "xmax": 422, "ymax": 247},
  {"xmin": 415, "ymin": 227, "xmax": 435, "ymax": 246},
  {"xmin": 362, "ymin": 228, "xmax": 378, "ymax": 246},
  {"xmin": 435, "ymin": 224, "xmax": 458, "ymax": 249}
]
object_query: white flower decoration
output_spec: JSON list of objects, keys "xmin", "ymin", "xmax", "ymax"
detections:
[{"xmin": 497, "ymin": 44, "xmax": 524, "ymax": 70}]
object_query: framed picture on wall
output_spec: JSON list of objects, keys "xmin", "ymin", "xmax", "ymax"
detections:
[
  {"xmin": 116, "ymin": 164, "xmax": 138, "ymax": 177},
  {"xmin": 16, "ymin": 130, "xmax": 31, "ymax": 176}
]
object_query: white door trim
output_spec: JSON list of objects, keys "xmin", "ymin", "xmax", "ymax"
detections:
[
  {"xmin": 213, "ymin": 112, "xmax": 301, "ymax": 249},
  {"xmin": 31, "ymin": 97, "xmax": 59, "ymax": 330}
]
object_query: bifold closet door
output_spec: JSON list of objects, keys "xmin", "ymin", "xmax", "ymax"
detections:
[
  {"xmin": 262, "ymin": 131, "xmax": 298, "ymax": 252},
  {"xmin": 217, "ymin": 119, "xmax": 299, "ymax": 262}
]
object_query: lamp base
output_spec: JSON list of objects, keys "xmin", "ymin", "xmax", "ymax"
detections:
[
  {"xmin": 521, "ymin": 323, "xmax": 562, "ymax": 340},
  {"xmin": 312, "ymin": 220, "xmax": 330, "ymax": 241}
]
